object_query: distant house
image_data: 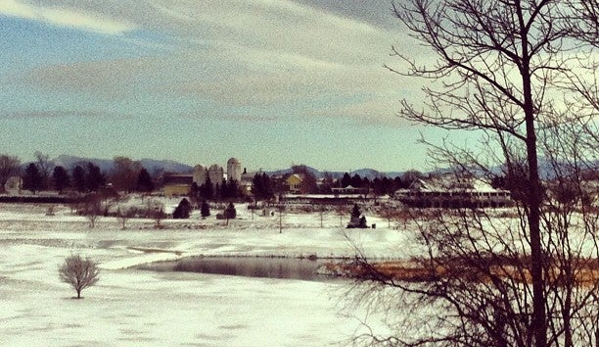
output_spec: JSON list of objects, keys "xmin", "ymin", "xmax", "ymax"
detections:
[
  {"xmin": 163, "ymin": 174, "xmax": 193, "ymax": 197},
  {"xmin": 286, "ymin": 174, "xmax": 303, "ymax": 194},
  {"xmin": 394, "ymin": 175, "xmax": 511, "ymax": 208},
  {"xmin": 331, "ymin": 185, "xmax": 368, "ymax": 195}
]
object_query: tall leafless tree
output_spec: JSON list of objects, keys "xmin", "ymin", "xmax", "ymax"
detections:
[
  {"xmin": 34, "ymin": 151, "xmax": 53, "ymax": 190},
  {"xmin": 81, "ymin": 193, "xmax": 104, "ymax": 229},
  {"xmin": 0, "ymin": 154, "xmax": 20, "ymax": 193},
  {"xmin": 347, "ymin": 2, "xmax": 599, "ymax": 347},
  {"xmin": 110, "ymin": 156, "xmax": 142, "ymax": 193}
]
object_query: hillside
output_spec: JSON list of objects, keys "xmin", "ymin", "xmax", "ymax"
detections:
[
  {"xmin": 48, "ymin": 155, "xmax": 194, "ymax": 175},
  {"xmin": 27, "ymin": 155, "xmax": 405, "ymax": 179}
]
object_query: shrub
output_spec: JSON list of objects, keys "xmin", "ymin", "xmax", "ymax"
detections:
[
  {"xmin": 173, "ymin": 198, "xmax": 192, "ymax": 219},
  {"xmin": 201, "ymin": 201, "xmax": 210, "ymax": 219},
  {"xmin": 224, "ymin": 203, "xmax": 236, "ymax": 219},
  {"xmin": 58, "ymin": 254, "xmax": 100, "ymax": 299}
]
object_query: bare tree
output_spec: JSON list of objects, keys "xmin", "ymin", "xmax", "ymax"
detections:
[
  {"xmin": 34, "ymin": 151, "xmax": 53, "ymax": 190},
  {"xmin": 318, "ymin": 204, "xmax": 327, "ymax": 228},
  {"xmin": 81, "ymin": 194, "xmax": 104, "ymax": 228},
  {"xmin": 346, "ymin": 2, "xmax": 599, "ymax": 347},
  {"xmin": 22, "ymin": 163, "xmax": 43, "ymax": 194},
  {"xmin": 116, "ymin": 206, "xmax": 137, "ymax": 230},
  {"xmin": 335, "ymin": 204, "xmax": 349, "ymax": 228},
  {"xmin": 276, "ymin": 204, "xmax": 285, "ymax": 233},
  {"xmin": 0, "ymin": 154, "xmax": 20, "ymax": 193},
  {"xmin": 110, "ymin": 156, "xmax": 142, "ymax": 193},
  {"xmin": 146, "ymin": 199, "xmax": 166, "ymax": 228},
  {"xmin": 58, "ymin": 254, "xmax": 100, "ymax": 299},
  {"xmin": 153, "ymin": 207, "xmax": 166, "ymax": 228},
  {"xmin": 377, "ymin": 203, "xmax": 404, "ymax": 229}
]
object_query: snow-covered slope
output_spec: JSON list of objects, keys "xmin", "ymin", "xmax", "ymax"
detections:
[{"xmin": 0, "ymin": 203, "xmax": 406, "ymax": 347}]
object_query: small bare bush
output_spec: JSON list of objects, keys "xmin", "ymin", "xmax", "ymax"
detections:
[{"xmin": 58, "ymin": 254, "xmax": 100, "ymax": 299}]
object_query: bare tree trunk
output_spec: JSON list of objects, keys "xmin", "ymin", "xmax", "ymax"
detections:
[
  {"xmin": 340, "ymin": 1, "xmax": 599, "ymax": 347},
  {"xmin": 522, "ymin": 60, "xmax": 547, "ymax": 347}
]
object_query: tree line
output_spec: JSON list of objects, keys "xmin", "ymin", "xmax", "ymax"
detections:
[
  {"xmin": 189, "ymin": 177, "xmax": 243, "ymax": 202},
  {"xmin": 0, "ymin": 153, "xmax": 154, "ymax": 195},
  {"xmin": 250, "ymin": 168, "xmax": 422, "ymax": 198},
  {"xmin": 0, "ymin": 152, "xmax": 422, "ymax": 199}
]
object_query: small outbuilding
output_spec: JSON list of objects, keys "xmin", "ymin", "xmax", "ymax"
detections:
[{"xmin": 4, "ymin": 176, "xmax": 22, "ymax": 195}]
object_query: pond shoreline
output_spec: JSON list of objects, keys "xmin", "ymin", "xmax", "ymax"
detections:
[{"xmin": 137, "ymin": 255, "xmax": 356, "ymax": 282}]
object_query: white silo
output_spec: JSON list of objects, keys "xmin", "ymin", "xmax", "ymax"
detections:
[
  {"xmin": 227, "ymin": 157, "xmax": 242, "ymax": 182},
  {"xmin": 193, "ymin": 164, "xmax": 208, "ymax": 185},
  {"xmin": 208, "ymin": 164, "xmax": 224, "ymax": 184}
]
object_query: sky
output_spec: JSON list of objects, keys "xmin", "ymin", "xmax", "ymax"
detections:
[{"xmin": 0, "ymin": 0, "xmax": 443, "ymax": 173}]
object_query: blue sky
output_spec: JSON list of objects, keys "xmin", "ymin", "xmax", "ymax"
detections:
[{"xmin": 0, "ymin": 0, "xmax": 441, "ymax": 172}]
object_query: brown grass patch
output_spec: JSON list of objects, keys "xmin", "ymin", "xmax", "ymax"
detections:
[{"xmin": 326, "ymin": 257, "xmax": 599, "ymax": 287}]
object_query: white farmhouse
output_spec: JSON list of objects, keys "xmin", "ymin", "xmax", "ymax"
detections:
[{"xmin": 394, "ymin": 175, "xmax": 511, "ymax": 208}]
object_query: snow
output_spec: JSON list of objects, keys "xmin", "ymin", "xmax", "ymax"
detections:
[{"xmin": 0, "ymin": 202, "xmax": 410, "ymax": 347}]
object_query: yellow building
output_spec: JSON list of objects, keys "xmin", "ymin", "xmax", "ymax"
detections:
[
  {"xmin": 286, "ymin": 174, "xmax": 303, "ymax": 194},
  {"xmin": 162, "ymin": 174, "xmax": 193, "ymax": 197}
]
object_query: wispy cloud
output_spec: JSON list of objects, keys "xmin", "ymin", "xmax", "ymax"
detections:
[
  {"xmin": 3, "ymin": 0, "xmax": 419, "ymax": 127},
  {"xmin": 177, "ymin": 110, "xmax": 281, "ymax": 123},
  {"xmin": 0, "ymin": 0, "xmax": 135, "ymax": 34},
  {"xmin": 0, "ymin": 109, "xmax": 123, "ymax": 119}
]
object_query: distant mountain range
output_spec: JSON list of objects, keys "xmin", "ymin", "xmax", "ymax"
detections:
[
  {"xmin": 39, "ymin": 155, "xmax": 404, "ymax": 179},
  {"xmin": 265, "ymin": 166, "xmax": 404, "ymax": 179},
  {"xmin": 49, "ymin": 155, "xmax": 194, "ymax": 176}
]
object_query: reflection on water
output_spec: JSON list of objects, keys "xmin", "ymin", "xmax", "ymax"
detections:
[{"xmin": 140, "ymin": 257, "xmax": 337, "ymax": 282}]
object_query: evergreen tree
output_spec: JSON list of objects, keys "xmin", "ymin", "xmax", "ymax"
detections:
[
  {"xmin": 199, "ymin": 177, "xmax": 214, "ymax": 200},
  {"xmin": 85, "ymin": 162, "xmax": 106, "ymax": 192},
  {"xmin": 218, "ymin": 179, "xmax": 228, "ymax": 199},
  {"xmin": 22, "ymin": 163, "xmax": 43, "ymax": 194},
  {"xmin": 173, "ymin": 198, "xmax": 192, "ymax": 219},
  {"xmin": 362, "ymin": 177, "xmax": 370, "ymax": 191},
  {"xmin": 252, "ymin": 173, "xmax": 264, "ymax": 198},
  {"xmin": 189, "ymin": 182, "xmax": 201, "ymax": 204},
  {"xmin": 224, "ymin": 202, "xmax": 236, "ymax": 219},
  {"xmin": 200, "ymin": 200, "xmax": 210, "ymax": 219},
  {"xmin": 341, "ymin": 172, "xmax": 352, "ymax": 188},
  {"xmin": 380, "ymin": 177, "xmax": 393, "ymax": 195},
  {"xmin": 351, "ymin": 204, "xmax": 361, "ymax": 219},
  {"xmin": 136, "ymin": 168, "xmax": 154, "ymax": 192},
  {"xmin": 393, "ymin": 176, "xmax": 403, "ymax": 190},
  {"xmin": 347, "ymin": 204, "xmax": 368, "ymax": 229},
  {"xmin": 372, "ymin": 177, "xmax": 384, "ymax": 195},
  {"xmin": 213, "ymin": 179, "xmax": 238, "ymax": 199},
  {"xmin": 252, "ymin": 173, "xmax": 274, "ymax": 200},
  {"xmin": 221, "ymin": 179, "xmax": 240, "ymax": 199},
  {"xmin": 214, "ymin": 183, "xmax": 222, "ymax": 199},
  {"xmin": 359, "ymin": 216, "xmax": 368, "ymax": 229},
  {"xmin": 72, "ymin": 165, "xmax": 86, "ymax": 193},
  {"xmin": 52, "ymin": 166, "xmax": 70, "ymax": 194},
  {"xmin": 350, "ymin": 174, "xmax": 363, "ymax": 188}
]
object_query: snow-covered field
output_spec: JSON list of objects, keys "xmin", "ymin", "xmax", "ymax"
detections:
[{"xmin": 0, "ymin": 202, "xmax": 412, "ymax": 347}]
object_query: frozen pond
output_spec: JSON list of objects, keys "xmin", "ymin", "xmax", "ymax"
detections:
[{"xmin": 140, "ymin": 256, "xmax": 340, "ymax": 281}]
